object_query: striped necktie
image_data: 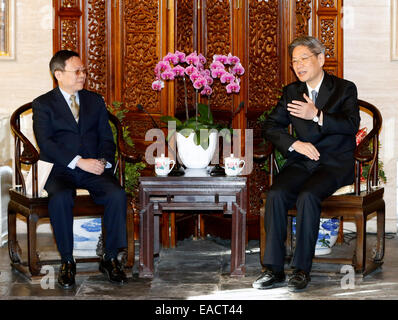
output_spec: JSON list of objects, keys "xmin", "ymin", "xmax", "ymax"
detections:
[{"xmin": 70, "ymin": 94, "xmax": 80, "ymax": 122}]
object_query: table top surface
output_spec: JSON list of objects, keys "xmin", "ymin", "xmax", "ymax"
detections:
[{"xmin": 139, "ymin": 167, "xmax": 247, "ymax": 182}]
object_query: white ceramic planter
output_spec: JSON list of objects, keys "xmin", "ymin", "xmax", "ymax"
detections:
[
  {"xmin": 176, "ymin": 131, "xmax": 217, "ymax": 169},
  {"xmin": 292, "ymin": 217, "xmax": 340, "ymax": 256}
]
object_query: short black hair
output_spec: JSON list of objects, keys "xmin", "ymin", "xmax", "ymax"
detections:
[{"xmin": 49, "ymin": 50, "xmax": 80, "ymax": 80}]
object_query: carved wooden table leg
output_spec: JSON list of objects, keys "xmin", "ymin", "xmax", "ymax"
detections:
[{"xmin": 139, "ymin": 202, "xmax": 154, "ymax": 278}]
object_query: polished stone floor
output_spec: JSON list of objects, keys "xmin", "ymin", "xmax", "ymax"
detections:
[{"xmin": 0, "ymin": 231, "xmax": 398, "ymax": 301}]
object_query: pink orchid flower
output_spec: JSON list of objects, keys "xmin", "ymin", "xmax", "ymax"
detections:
[
  {"xmin": 185, "ymin": 65, "xmax": 197, "ymax": 76},
  {"xmin": 220, "ymin": 72, "xmax": 236, "ymax": 84},
  {"xmin": 231, "ymin": 62, "xmax": 245, "ymax": 76},
  {"xmin": 172, "ymin": 65, "xmax": 185, "ymax": 77},
  {"xmin": 213, "ymin": 54, "xmax": 228, "ymax": 64},
  {"xmin": 226, "ymin": 81, "xmax": 240, "ymax": 93},
  {"xmin": 186, "ymin": 52, "xmax": 200, "ymax": 65},
  {"xmin": 174, "ymin": 50, "xmax": 186, "ymax": 63},
  {"xmin": 211, "ymin": 68, "xmax": 227, "ymax": 79},
  {"xmin": 210, "ymin": 61, "xmax": 225, "ymax": 70},
  {"xmin": 163, "ymin": 52, "xmax": 179, "ymax": 65},
  {"xmin": 152, "ymin": 80, "xmax": 164, "ymax": 91},
  {"xmin": 200, "ymin": 85, "xmax": 213, "ymax": 96},
  {"xmin": 193, "ymin": 77, "xmax": 207, "ymax": 90},
  {"xmin": 198, "ymin": 53, "xmax": 207, "ymax": 64},
  {"xmin": 161, "ymin": 70, "xmax": 175, "ymax": 80},
  {"xmin": 226, "ymin": 53, "xmax": 240, "ymax": 65}
]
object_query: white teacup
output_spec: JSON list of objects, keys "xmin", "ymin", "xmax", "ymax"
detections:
[
  {"xmin": 154, "ymin": 154, "xmax": 175, "ymax": 176},
  {"xmin": 224, "ymin": 154, "xmax": 245, "ymax": 176}
]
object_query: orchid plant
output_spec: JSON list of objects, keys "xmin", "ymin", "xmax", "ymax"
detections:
[{"xmin": 152, "ymin": 51, "xmax": 245, "ymax": 149}]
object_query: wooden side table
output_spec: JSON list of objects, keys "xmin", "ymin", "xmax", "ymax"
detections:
[{"xmin": 138, "ymin": 172, "xmax": 248, "ymax": 278}]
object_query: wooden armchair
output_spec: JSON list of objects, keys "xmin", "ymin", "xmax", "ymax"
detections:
[
  {"xmin": 8, "ymin": 102, "xmax": 139, "ymax": 280},
  {"xmin": 257, "ymin": 99, "xmax": 385, "ymax": 277}
]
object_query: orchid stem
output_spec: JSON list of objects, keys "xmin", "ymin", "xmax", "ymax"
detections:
[
  {"xmin": 207, "ymin": 96, "xmax": 211, "ymax": 119},
  {"xmin": 195, "ymin": 90, "xmax": 198, "ymax": 130},
  {"xmin": 183, "ymin": 76, "xmax": 189, "ymax": 121}
]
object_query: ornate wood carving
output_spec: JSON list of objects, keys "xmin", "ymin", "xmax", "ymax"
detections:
[
  {"xmin": 122, "ymin": 0, "xmax": 160, "ymax": 113},
  {"xmin": 205, "ymin": 0, "xmax": 232, "ymax": 112},
  {"xmin": 296, "ymin": 0, "xmax": 312, "ymax": 37},
  {"xmin": 175, "ymin": 0, "xmax": 195, "ymax": 116},
  {"xmin": 312, "ymin": 0, "xmax": 343, "ymax": 77},
  {"xmin": 61, "ymin": 0, "xmax": 78, "ymax": 8},
  {"xmin": 86, "ymin": 0, "xmax": 107, "ymax": 98},
  {"xmin": 60, "ymin": 19, "xmax": 79, "ymax": 52},
  {"xmin": 320, "ymin": 0, "xmax": 335, "ymax": 8},
  {"xmin": 248, "ymin": 0, "xmax": 280, "ymax": 112},
  {"xmin": 320, "ymin": 17, "xmax": 336, "ymax": 59}
]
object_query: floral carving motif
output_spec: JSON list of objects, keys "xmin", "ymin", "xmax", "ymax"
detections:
[
  {"xmin": 206, "ymin": 0, "xmax": 232, "ymax": 112},
  {"xmin": 87, "ymin": 0, "xmax": 107, "ymax": 97},
  {"xmin": 296, "ymin": 0, "xmax": 312, "ymax": 37},
  {"xmin": 248, "ymin": 0, "xmax": 280, "ymax": 111},
  {"xmin": 61, "ymin": 0, "xmax": 77, "ymax": 8},
  {"xmin": 320, "ymin": 0, "xmax": 335, "ymax": 8},
  {"xmin": 61, "ymin": 19, "xmax": 78, "ymax": 52},
  {"xmin": 123, "ymin": 0, "xmax": 159, "ymax": 113},
  {"xmin": 176, "ymin": 0, "xmax": 195, "ymax": 115},
  {"xmin": 320, "ymin": 18, "xmax": 336, "ymax": 59}
]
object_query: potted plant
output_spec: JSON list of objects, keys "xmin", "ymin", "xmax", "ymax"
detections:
[{"xmin": 152, "ymin": 51, "xmax": 245, "ymax": 169}]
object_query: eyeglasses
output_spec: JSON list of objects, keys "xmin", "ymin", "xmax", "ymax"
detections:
[
  {"xmin": 291, "ymin": 54, "xmax": 318, "ymax": 67},
  {"xmin": 61, "ymin": 68, "xmax": 87, "ymax": 76}
]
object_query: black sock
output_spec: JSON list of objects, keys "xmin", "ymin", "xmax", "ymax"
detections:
[
  {"xmin": 61, "ymin": 255, "xmax": 74, "ymax": 263},
  {"xmin": 104, "ymin": 251, "xmax": 117, "ymax": 261}
]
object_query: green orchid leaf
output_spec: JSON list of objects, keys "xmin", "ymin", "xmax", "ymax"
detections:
[
  {"xmin": 197, "ymin": 103, "xmax": 213, "ymax": 124},
  {"xmin": 160, "ymin": 116, "xmax": 182, "ymax": 127}
]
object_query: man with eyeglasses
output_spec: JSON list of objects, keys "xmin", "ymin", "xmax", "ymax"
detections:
[
  {"xmin": 253, "ymin": 36, "xmax": 360, "ymax": 292},
  {"xmin": 32, "ymin": 50, "xmax": 128, "ymax": 289}
]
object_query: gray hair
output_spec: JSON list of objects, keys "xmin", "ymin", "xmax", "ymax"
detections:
[{"xmin": 288, "ymin": 36, "xmax": 326, "ymax": 58}]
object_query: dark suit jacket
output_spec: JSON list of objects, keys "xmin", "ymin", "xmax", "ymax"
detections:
[
  {"xmin": 262, "ymin": 72, "xmax": 360, "ymax": 187},
  {"xmin": 32, "ymin": 87, "xmax": 115, "ymax": 173}
]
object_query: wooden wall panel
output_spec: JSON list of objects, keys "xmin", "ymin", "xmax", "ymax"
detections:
[{"xmin": 312, "ymin": 0, "xmax": 343, "ymax": 77}]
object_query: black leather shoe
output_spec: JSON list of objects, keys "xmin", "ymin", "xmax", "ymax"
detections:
[
  {"xmin": 252, "ymin": 269, "xmax": 286, "ymax": 290},
  {"xmin": 99, "ymin": 258, "xmax": 128, "ymax": 285},
  {"xmin": 288, "ymin": 269, "xmax": 311, "ymax": 292},
  {"xmin": 58, "ymin": 261, "xmax": 76, "ymax": 289}
]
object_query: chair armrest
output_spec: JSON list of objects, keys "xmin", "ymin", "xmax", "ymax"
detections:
[
  {"xmin": 253, "ymin": 140, "xmax": 273, "ymax": 163},
  {"xmin": 10, "ymin": 108, "xmax": 39, "ymax": 165},
  {"xmin": 354, "ymin": 128, "xmax": 377, "ymax": 163}
]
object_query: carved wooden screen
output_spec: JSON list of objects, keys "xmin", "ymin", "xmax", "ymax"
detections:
[
  {"xmin": 312, "ymin": 0, "xmax": 343, "ymax": 77},
  {"xmin": 53, "ymin": 0, "xmax": 110, "ymax": 101}
]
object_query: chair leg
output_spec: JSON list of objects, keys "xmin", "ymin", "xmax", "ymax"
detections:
[
  {"xmin": 259, "ymin": 204, "xmax": 265, "ymax": 267},
  {"xmin": 7, "ymin": 201, "xmax": 21, "ymax": 263},
  {"xmin": 27, "ymin": 213, "xmax": 41, "ymax": 276},
  {"xmin": 125, "ymin": 204, "xmax": 135, "ymax": 268},
  {"xmin": 354, "ymin": 214, "xmax": 366, "ymax": 274},
  {"xmin": 374, "ymin": 201, "xmax": 385, "ymax": 262},
  {"xmin": 286, "ymin": 215, "xmax": 293, "ymax": 257}
]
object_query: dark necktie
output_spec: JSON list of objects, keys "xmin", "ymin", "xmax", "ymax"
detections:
[{"xmin": 70, "ymin": 94, "xmax": 80, "ymax": 122}]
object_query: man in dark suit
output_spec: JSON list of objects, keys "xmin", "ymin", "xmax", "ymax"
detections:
[
  {"xmin": 253, "ymin": 36, "xmax": 360, "ymax": 292},
  {"xmin": 32, "ymin": 50, "xmax": 128, "ymax": 289}
]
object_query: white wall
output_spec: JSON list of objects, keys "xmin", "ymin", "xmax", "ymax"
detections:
[
  {"xmin": 0, "ymin": 0, "xmax": 53, "ymax": 236},
  {"xmin": 0, "ymin": 0, "xmax": 53, "ymax": 114},
  {"xmin": 344, "ymin": 0, "xmax": 398, "ymax": 233}
]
